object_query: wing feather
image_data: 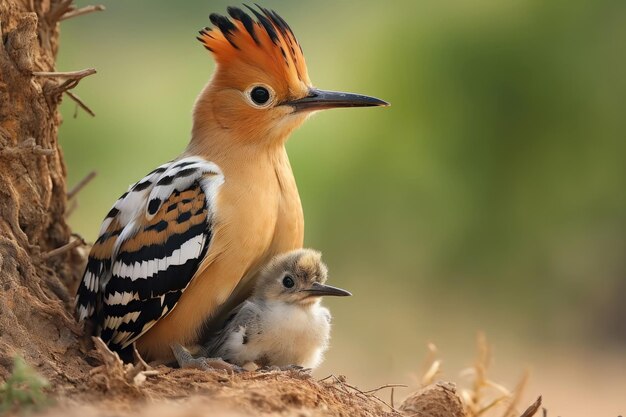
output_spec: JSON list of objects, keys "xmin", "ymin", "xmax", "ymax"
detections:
[
  {"xmin": 75, "ymin": 156, "xmax": 224, "ymax": 351},
  {"xmin": 203, "ymin": 300, "xmax": 262, "ymax": 359}
]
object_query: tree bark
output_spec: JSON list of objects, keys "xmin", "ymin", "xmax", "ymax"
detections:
[{"xmin": 0, "ymin": 0, "xmax": 85, "ymax": 382}]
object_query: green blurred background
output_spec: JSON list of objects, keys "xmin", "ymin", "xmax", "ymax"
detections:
[{"xmin": 58, "ymin": 1, "xmax": 625, "ymax": 414}]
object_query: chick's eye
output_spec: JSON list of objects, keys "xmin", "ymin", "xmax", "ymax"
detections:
[
  {"xmin": 250, "ymin": 86, "xmax": 271, "ymax": 105},
  {"xmin": 282, "ymin": 275, "xmax": 295, "ymax": 288}
]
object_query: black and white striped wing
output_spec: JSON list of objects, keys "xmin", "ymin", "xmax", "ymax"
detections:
[{"xmin": 75, "ymin": 156, "xmax": 224, "ymax": 351}]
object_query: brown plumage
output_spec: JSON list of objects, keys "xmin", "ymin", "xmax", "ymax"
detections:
[{"xmin": 75, "ymin": 5, "xmax": 387, "ymax": 362}]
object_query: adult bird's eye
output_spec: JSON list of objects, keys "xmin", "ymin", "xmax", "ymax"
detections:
[
  {"xmin": 250, "ymin": 86, "xmax": 270, "ymax": 105},
  {"xmin": 282, "ymin": 275, "xmax": 295, "ymax": 288}
]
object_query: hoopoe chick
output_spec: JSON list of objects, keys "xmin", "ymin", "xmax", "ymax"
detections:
[{"xmin": 172, "ymin": 249, "xmax": 351, "ymax": 371}]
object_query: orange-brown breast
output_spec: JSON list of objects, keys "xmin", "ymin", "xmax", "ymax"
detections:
[{"xmin": 135, "ymin": 146, "xmax": 303, "ymax": 361}]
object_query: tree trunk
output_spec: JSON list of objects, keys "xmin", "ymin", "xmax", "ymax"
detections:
[{"xmin": 0, "ymin": 0, "xmax": 85, "ymax": 383}]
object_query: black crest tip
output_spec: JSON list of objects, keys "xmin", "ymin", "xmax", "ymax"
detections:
[
  {"xmin": 209, "ymin": 13, "xmax": 240, "ymax": 50},
  {"xmin": 227, "ymin": 6, "xmax": 259, "ymax": 45},
  {"xmin": 244, "ymin": 4, "xmax": 278, "ymax": 44},
  {"xmin": 209, "ymin": 13, "xmax": 237, "ymax": 35}
]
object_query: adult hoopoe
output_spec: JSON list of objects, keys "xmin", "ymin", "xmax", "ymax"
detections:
[{"xmin": 75, "ymin": 4, "xmax": 388, "ymax": 362}]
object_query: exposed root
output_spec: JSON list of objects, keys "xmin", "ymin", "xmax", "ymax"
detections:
[{"xmin": 89, "ymin": 337, "xmax": 158, "ymax": 390}]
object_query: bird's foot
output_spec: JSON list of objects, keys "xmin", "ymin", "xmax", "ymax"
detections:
[
  {"xmin": 258, "ymin": 364, "xmax": 311, "ymax": 375},
  {"xmin": 189, "ymin": 357, "xmax": 243, "ymax": 373},
  {"xmin": 170, "ymin": 343, "xmax": 242, "ymax": 373},
  {"xmin": 280, "ymin": 364, "xmax": 312, "ymax": 375},
  {"xmin": 242, "ymin": 361, "xmax": 259, "ymax": 372},
  {"xmin": 258, "ymin": 365, "xmax": 280, "ymax": 372}
]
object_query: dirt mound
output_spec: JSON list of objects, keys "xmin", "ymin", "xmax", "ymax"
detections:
[
  {"xmin": 57, "ymin": 366, "xmax": 397, "ymax": 417},
  {"xmin": 36, "ymin": 338, "xmax": 401, "ymax": 416}
]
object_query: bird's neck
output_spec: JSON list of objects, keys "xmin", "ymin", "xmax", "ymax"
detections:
[
  {"xmin": 186, "ymin": 134, "xmax": 295, "ymax": 194},
  {"xmin": 187, "ymin": 126, "xmax": 283, "ymax": 164}
]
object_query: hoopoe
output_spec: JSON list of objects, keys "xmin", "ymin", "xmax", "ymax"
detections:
[
  {"xmin": 75, "ymin": 5, "xmax": 387, "ymax": 362},
  {"xmin": 171, "ymin": 249, "xmax": 350, "ymax": 371}
]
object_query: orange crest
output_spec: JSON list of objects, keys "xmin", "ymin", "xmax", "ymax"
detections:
[{"xmin": 198, "ymin": 5, "xmax": 311, "ymax": 93}]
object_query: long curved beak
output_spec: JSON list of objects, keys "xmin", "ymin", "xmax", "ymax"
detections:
[
  {"xmin": 286, "ymin": 88, "xmax": 389, "ymax": 113},
  {"xmin": 301, "ymin": 282, "xmax": 352, "ymax": 297}
]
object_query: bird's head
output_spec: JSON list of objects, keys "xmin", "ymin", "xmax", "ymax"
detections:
[
  {"xmin": 192, "ymin": 5, "xmax": 388, "ymax": 148},
  {"xmin": 255, "ymin": 248, "xmax": 351, "ymax": 306}
]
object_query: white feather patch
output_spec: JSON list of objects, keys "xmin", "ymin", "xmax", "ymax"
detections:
[
  {"xmin": 105, "ymin": 291, "xmax": 126, "ymax": 305},
  {"xmin": 111, "ymin": 234, "xmax": 205, "ymax": 280},
  {"xmin": 112, "ymin": 330, "xmax": 132, "ymax": 344},
  {"xmin": 77, "ymin": 305, "xmax": 90, "ymax": 321}
]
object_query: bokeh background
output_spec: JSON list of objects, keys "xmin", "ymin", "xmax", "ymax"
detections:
[{"xmin": 58, "ymin": 1, "xmax": 625, "ymax": 415}]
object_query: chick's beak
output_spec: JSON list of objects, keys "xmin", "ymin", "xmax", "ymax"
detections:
[
  {"xmin": 301, "ymin": 282, "xmax": 352, "ymax": 297},
  {"xmin": 286, "ymin": 88, "xmax": 389, "ymax": 113}
]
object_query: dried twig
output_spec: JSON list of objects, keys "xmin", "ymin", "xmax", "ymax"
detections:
[
  {"xmin": 363, "ymin": 383, "xmax": 408, "ymax": 394},
  {"xmin": 32, "ymin": 68, "xmax": 96, "ymax": 79},
  {"xmin": 348, "ymin": 381, "xmax": 401, "ymax": 414},
  {"xmin": 519, "ymin": 396, "xmax": 542, "ymax": 417},
  {"xmin": 65, "ymin": 198, "xmax": 78, "ymax": 218},
  {"xmin": 476, "ymin": 396, "xmax": 509, "ymax": 417},
  {"xmin": 35, "ymin": 68, "xmax": 97, "ymax": 100},
  {"xmin": 320, "ymin": 374, "xmax": 404, "ymax": 416},
  {"xmin": 500, "ymin": 371, "xmax": 529, "ymax": 417},
  {"xmin": 461, "ymin": 332, "xmax": 496, "ymax": 417},
  {"xmin": 331, "ymin": 375, "xmax": 352, "ymax": 396},
  {"xmin": 60, "ymin": 4, "xmax": 105, "ymax": 21},
  {"xmin": 333, "ymin": 377, "xmax": 403, "ymax": 415},
  {"xmin": 422, "ymin": 359, "xmax": 441, "ymax": 386},
  {"xmin": 318, "ymin": 375, "xmax": 334, "ymax": 382},
  {"xmin": 421, "ymin": 342, "xmax": 442, "ymax": 386},
  {"xmin": 67, "ymin": 170, "xmax": 97, "ymax": 199},
  {"xmin": 66, "ymin": 91, "xmax": 96, "ymax": 117},
  {"xmin": 41, "ymin": 235, "xmax": 85, "ymax": 260}
]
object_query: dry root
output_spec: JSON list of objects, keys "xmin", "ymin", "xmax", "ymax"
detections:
[{"xmin": 88, "ymin": 338, "xmax": 158, "ymax": 391}]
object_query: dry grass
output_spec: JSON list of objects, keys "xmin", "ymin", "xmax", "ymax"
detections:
[{"xmin": 417, "ymin": 333, "xmax": 541, "ymax": 417}]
